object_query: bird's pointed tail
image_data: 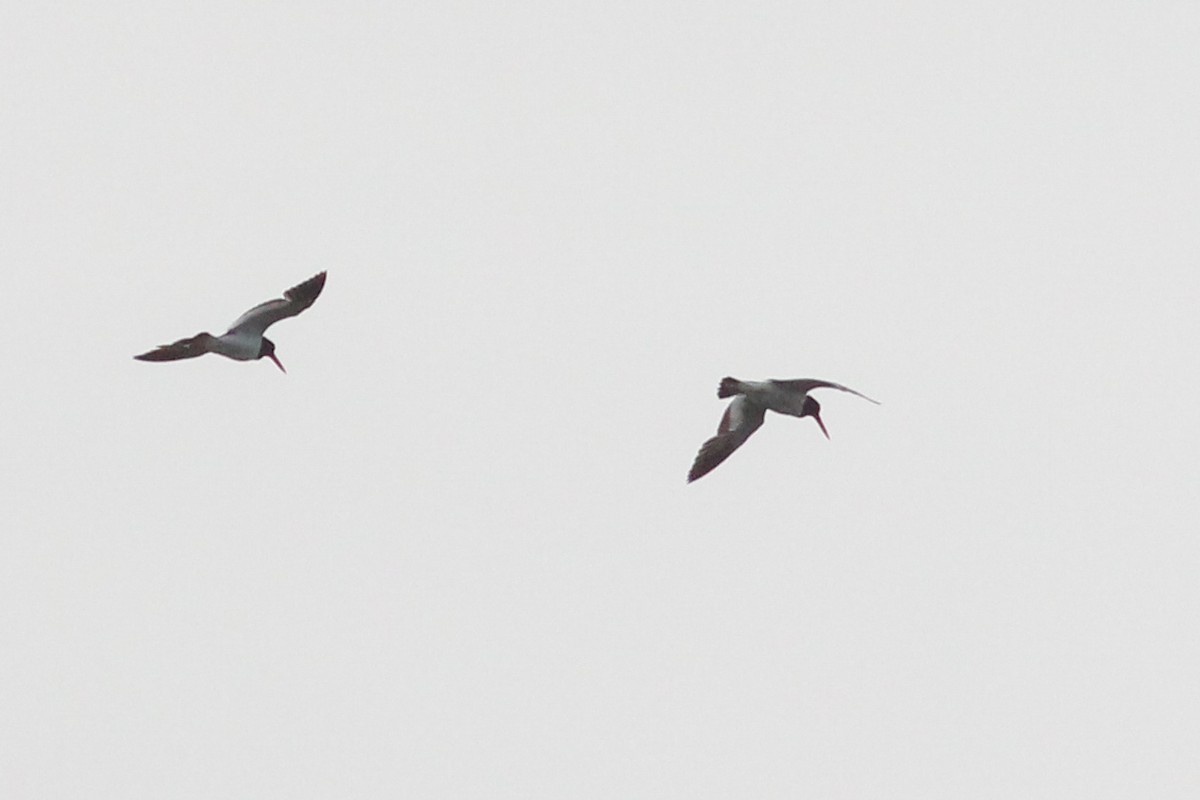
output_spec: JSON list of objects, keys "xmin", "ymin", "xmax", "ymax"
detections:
[{"xmin": 717, "ymin": 377, "xmax": 743, "ymax": 398}]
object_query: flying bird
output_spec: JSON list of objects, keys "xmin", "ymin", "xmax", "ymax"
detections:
[
  {"xmin": 134, "ymin": 272, "xmax": 327, "ymax": 373},
  {"xmin": 687, "ymin": 377, "xmax": 879, "ymax": 483}
]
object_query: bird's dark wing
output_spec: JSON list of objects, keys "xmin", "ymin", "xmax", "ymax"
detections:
[
  {"xmin": 133, "ymin": 333, "xmax": 217, "ymax": 362},
  {"xmin": 225, "ymin": 271, "xmax": 327, "ymax": 337},
  {"xmin": 770, "ymin": 378, "xmax": 880, "ymax": 404},
  {"xmin": 687, "ymin": 396, "xmax": 766, "ymax": 482}
]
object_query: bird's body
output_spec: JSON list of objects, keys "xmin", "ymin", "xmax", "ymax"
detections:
[
  {"xmin": 134, "ymin": 272, "xmax": 327, "ymax": 372},
  {"xmin": 687, "ymin": 376, "xmax": 878, "ymax": 483},
  {"xmin": 207, "ymin": 330, "xmax": 269, "ymax": 361}
]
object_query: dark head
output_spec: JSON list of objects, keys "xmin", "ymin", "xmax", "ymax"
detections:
[
  {"xmin": 258, "ymin": 337, "xmax": 286, "ymax": 373},
  {"xmin": 801, "ymin": 396, "xmax": 829, "ymax": 439}
]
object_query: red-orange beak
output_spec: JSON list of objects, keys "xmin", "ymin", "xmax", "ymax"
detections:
[
  {"xmin": 267, "ymin": 352, "xmax": 286, "ymax": 373},
  {"xmin": 814, "ymin": 413, "xmax": 829, "ymax": 439}
]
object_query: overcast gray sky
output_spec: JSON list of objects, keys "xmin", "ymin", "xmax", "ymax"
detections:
[{"xmin": 4, "ymin": 3, "xmax": 1199, "ymax": 798}]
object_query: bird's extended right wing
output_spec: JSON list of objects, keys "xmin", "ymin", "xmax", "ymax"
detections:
[
  {"xmin": 225, "ymin": 271, "xmax": 327, "ymax": 337},
  {"xmin": 771, "ymin": 378, "xmax": 880, "ymax": 404}
]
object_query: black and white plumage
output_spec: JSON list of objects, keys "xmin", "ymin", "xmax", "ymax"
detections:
[
  {"xmin": 134, "ymin": 272, "xmax": 327, "ymax": 373},
  {"xmin": 687, "ymin": 377, "xmax": 879, "ymax": 483}
]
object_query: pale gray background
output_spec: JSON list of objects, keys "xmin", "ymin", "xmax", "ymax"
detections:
[{"xmin": 3, "ymin": 3, "xmax": 1199, "ymax": 798}]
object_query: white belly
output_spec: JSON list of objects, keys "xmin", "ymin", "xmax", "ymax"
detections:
[
  {"xmin": 210, "ymin": 332, "xmax": 261, "ymax": 361},
  {"xmin": 750, "ymin": 382, "xmax": 808, "ymax": 416}
]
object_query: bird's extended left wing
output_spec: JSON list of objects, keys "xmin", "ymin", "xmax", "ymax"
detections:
[
  {"xmin": 133, "ymin": 333, "xmax": 217, "ymax": 362},
  {"xmin": 687, "ymin": 396, "xmax": 766, "ymax": 482}
]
